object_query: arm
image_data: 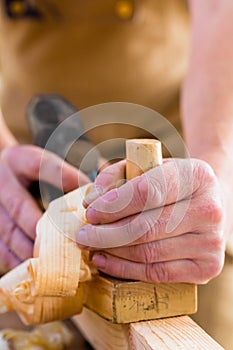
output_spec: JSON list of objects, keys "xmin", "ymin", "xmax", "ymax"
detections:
[
  {"xmin": 182, "ymin": 0, "xmax": 233, "ymax": 241},
  {"xmin": 0, "ymin": 110, "xmax": 17, "ymax": 149},
  {"xmin": 75, "ymin": 3, "xmax": 233, "ymax": 283}
]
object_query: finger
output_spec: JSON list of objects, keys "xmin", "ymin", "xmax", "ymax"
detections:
[
  {"xmin": 85, "ymin": 158, "xmax": 217, "ymax": 225},
  {"xmin": 0, "ymin": 205, "xmax": 34, "ymax": 260},
  {"xmin": 83, "ymin": 160, "xmax": 126, "ymax": 207},
  {"xmin": 84, "ymin": 159, "xmax": 171, "ymax": 208},
  {"xmin": 77, "ymin": 195, "xmax": 222, "ymax": 248},
  {"xmin": 5, "ymin": 227, "xmax": 33, "ymax": 261},
  {"xmin": 104, "ymin": 232, "xmax": 221, "ymax": 263},
  {"xmin": 92, "ymin": 253, "xmax": 223, "ymax": 284},
  {"xmin": 1, "ymin": 145, "xmax": 90, "ymax": 191},
  {"xmin": 0, "ymin": 164, "xmax": 42, "ymax": 239},
  {"xmin": 0, "ymin": 239, "xmax": 20, "ymax": 273}
]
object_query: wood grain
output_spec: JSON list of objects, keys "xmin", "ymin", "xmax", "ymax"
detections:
[
  {"xmin": 73, "ymin": 308, "xmax": 224, "ymax": 350},
  {"xmin": 126, "ymin": 139, "xmax": 162, "ymax": 179},
  {"xmin": 130, "ymin": 316, "xmax": 224, "ymax": 350},
  {"xmin": 83, "ymin": 275, "xmax": 197, "ymax": 323}
]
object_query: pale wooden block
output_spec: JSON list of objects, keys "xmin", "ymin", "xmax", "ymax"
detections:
[
  {"xmin": 73, "ymin": 307, "xmax": 129, "ymax": 350},
  {"xmin": 126, "ymin": 139, "xmax": 162, "ymax": 179},
  {"xmin": 73, "ymin": 308, "xmax": 224, "ymax": 350},
  {"xmin": 130, "ymin": 316, "xmax": 224, "ymax": 350}
]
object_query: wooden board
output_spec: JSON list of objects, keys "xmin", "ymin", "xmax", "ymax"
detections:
[
  {"xmin": 82, "ymin": 274, "xmax": 197, "ymax": 323},
  {"xmin": 74, "ymin": 308, "xmax": 129, "ymax": 350},
  {"xmin": 130, "ymin": 315, "xmax": 224, "ymax": 350},
  {"xmin": 73, "ymin": 307, "xmax": 224, "ymax": 350}
]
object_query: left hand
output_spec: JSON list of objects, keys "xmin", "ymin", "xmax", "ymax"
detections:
[
  {"xmin": 76, "ymin": 158, "xmax": 225, "ymax": 284},
  {"xmin": 0, "ymin": 145, "xmax": 90, "ymax": 274}
]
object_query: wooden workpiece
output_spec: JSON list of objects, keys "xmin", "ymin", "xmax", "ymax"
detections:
[
  {"xmin": 82, "ymin": 139, "xmax": 197, "ymax": 323},
  {"xmin": 73, "ymin": 307, "xmax": 224, "ymax": 350}
]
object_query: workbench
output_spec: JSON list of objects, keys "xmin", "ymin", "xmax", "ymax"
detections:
[
  {"xmin": 0, "ymin": 310, "xmax": 224, "ymax": 349},
  {"xmin": 0, "ymin": 312, "xmax": 92, "ymax": 350}
]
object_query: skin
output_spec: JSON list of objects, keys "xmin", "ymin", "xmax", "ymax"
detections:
[
  {"xmin": 1, "ymin": 1, "xmax": 233, "ymax": 285},
  {"xmin": 75, "ymin": 1, "xmax": 233, "ymax": 283},
  {"xmin": 0, "ymin": 115, "xmax": 89, "ymax": 272},
  {"xmin": 77, "ymin": 158, "xmax": 224, "ymax": 284}
]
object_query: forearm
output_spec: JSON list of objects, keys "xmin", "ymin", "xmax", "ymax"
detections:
[
  {"xmin": 181, "ymin": 1, "xmax": 233, "ymax": 240},
  {"xmin": 0, "ymin": 110, "xmax": 17, "ymax": 150}
]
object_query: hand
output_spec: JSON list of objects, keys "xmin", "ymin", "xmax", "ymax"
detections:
[
  {"xmin": 0, "ymin": 145, "xmax": 89, "ymax": 274},
  {"xmin": 76, "ymin": 158, "xmax": 225, "ymax": 284}
]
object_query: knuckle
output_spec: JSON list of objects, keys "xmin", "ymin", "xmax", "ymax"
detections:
[
  {"xmin": 141, "ymin": 243, "xmax": 155, "ymax": 264},
  {"xmin": 193, "ymin": 159, "xmax": 217, "ymax": 189},
  {"xmin": 211, "ymin": 230, "xmax": 225, "ymax": 252},
  {"xmin": 210, "ymin": 199, "xmax": 224, "ymax": 224},
  {"xmin": 134, "ymin": 214, "xmax": 165, "ymax": 245},
  {"xmin": 1, "ymin": 222, "xmax": 16, "ymax": 247},
  {"xmin": 0, "ymin": 245, "xmax": 12, "ymax": 272},
  {"xmin": 151, "ymin": 241, "xmax": 163, "ymax": 262},
  {"xmin": 135, "ymin": 178, "xmax": 149, "ymax": 208},
  {"xmin": 143, "ymin": 216, "xmax": 156, "ymax": 239},
  {"xmin": 210, "ymin": 255, "xmax": 224, "ymax": 277},
  {"xmin": 133, "ymin": 172, "xmax": 165, "ymax": 211},
  {"xmin": 124, "ymin": 219, "xmax": 138, "ymax": 241},
  {"xmin": 144, "ymin": 214, "xmax": 165, "ymax": 242},
  {"xmin": 145, "ymin": 262, "xmax": 169, "ymax": 283},
  {"xmin": 141, "ymin": 241, "xmax": 163, "ymax": 264},
  {"xmin": 104, "ymin": 258, "xmax": 128, "ymax": 279},
  {"xmin": 199, "ymin": 197, "xmax": 224, "ymax": 225},
  {"xmin": 130, "ymin": 215, "xmax": 157, "ymax": 243},
  {"xmin": 150, "ymin": 176, "xmax": 165, "ymax": 206},
  {"xmin": 7, "ymin": 197, "xmax": 23, "ymax": 223},
  {"xmin": 193, "ymin": 230, "xmax": 225, "ymax": 283},
  {"xmin": 196, "ymin": 248, "xmax": 225, "ymax": 284},
  {"xmin": 201, "ymin": 256, "xmax": 224, "ymax": 283},
  {"xmin": 116, "ymin": 264, "xmax": 128, "ymax": 279}
]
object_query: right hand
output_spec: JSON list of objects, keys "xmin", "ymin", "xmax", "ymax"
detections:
[
  {"xmin": 0, "ymin": 145, "xmax": 90, "ymax": 274},
  {"xmin": 78, "ymin": 158, "xmax": 224, "ymax": 284}
]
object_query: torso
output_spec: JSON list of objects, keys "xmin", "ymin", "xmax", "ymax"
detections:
[{"xmin": 0, "ymin": 0, "xmax": 190, "ymax": 153}]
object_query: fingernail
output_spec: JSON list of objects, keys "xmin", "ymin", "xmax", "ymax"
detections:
[
  {"xmin": 76, "ymin": 229, "xmax": 89, "ymax": 246},
  {"xmin": 85, "ymin": 207, "xmax": 100, "ymax": 224},
  {"xmin": 92, "ymin": 254, "xmax": 107, "ymax": 269}
]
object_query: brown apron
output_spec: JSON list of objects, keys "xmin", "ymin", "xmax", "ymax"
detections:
[{"xmin": 0, "ymin": 0, "xmax": 190, "ymax": 152}]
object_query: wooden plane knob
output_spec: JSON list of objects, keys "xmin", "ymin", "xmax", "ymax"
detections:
[{"xmin": 126, "ymin": 139, "xmax": 162, "ymax": 180}]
